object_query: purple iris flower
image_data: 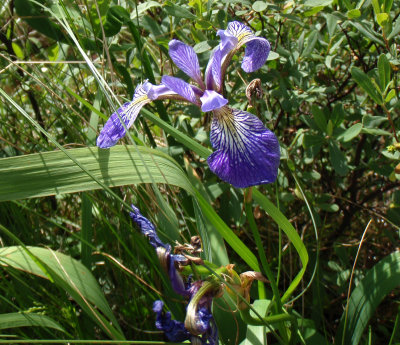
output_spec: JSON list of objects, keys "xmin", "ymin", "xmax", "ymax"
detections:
[
  {"xmin": 97, "ymin": 21, "xmax": 280, "ymax": 188},
  {"xmin": 153, "ymin": 300, "xmax": 191, "ymax": 342},
  {"xmin": 130, "ymin": 206, "xmax": 218, "ymax": 344},
  {"xmin": 130, "ymin": 205, "xmax": 188, "ymax": 296}
]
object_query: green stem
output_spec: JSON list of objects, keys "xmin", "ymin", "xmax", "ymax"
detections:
[
  {"xmin": 388, "ymin": 305, "xmax": 400, "ymax": 345},
  {"xmin": 245, "ymin": 192, "xmax": 290, "ymax": 343},
  {"xmin": 180, "ymin": 262, "xmax": 228, "ymax": 276},
  {"xmin": 244, "ymin": 197, "xmax": 282, "ymax": 311},
  {"xmin": 240, "ymin": 309, "xmax": 298, "ymax": 345}
]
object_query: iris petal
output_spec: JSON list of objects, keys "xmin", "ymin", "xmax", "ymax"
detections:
[
  {"xmin": 200, "ymin": 90, "xmax": 228, "ymax": 112},
  {"xmin": 169, "ymin": 254, "xmax": 190, "ymax": 296},
  {"xmin": 218, "ymin": 21, "xmax": 271, "ymax": 79},
  {"xmin": 153, "ymin": 300, "xmax": 190, "ymax": 342},
  {"xmin": 241, "ymin": 37, "xmax": 271, "ymax": 73},
  {"xmin": 217, "ymin": 28, "xmax": 238, "ymax": 58},
  {"xmin": 162, "ymin": 76, "xmax": 199, "ymax": 105},
  {"xmin": 168, "ymin": 40, "xmax": 204, "ymax": 87},
  {"xmin": 96, "ymin": 82, "xmax": 151, "ymax": 148},
  {"xmin": 208, "ymin": 106, "xmax": 280, "ymax": 188},
  {"xmin": 129, "ymin": 205, "xmax": 168, "ymax": 249},
  {"xmin": 143, "ymin": 82, "xmax": 173, "ymax": 100},
  {"xmin": 205, "ymin": 48, "xmax": 222, "ymax": 92}
]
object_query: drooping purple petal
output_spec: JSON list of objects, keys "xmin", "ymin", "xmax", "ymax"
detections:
[
  {"xmin": 130, "ymin": 205, "xmax": 189, "ymax": 296},
  {"xmin": 168, "ymin": 253, "xmax": 190, "ymax": 296},
  {"xmin": 129, "ymin": 205, "xmax": 168, "ymax": 249},
  {"xmin": 169, "ymin": 40, "xmax": 204, "ymax": 88},
  {"xmin": 153, "ymin": 300, "xmax": 191, "ymax": 342},
  {"xmin": 161, "ymin": 76, "xmax": 199, "ymax": 105},
  {"xmin": 241, "ymin": 37, "xmax": 271, "ymax": 73},
  {"xmin": 96, "ymin": 82, "xmax": 151, "ymax": 148},
  {"xmin": 200, "ymin": 90, "xmax": 228, "ymax": 112},
  {"xmin": 217, "ymin": 21, "xmax": 271, "ymax": 81},
  {"xmin": 207, "ymin": 106, "xmax": 280, "ymax": 188}
]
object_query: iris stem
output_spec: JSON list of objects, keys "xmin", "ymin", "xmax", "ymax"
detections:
[
  {"xmin": 244, "ymin": 194, "xmax": 281, "ymax": 306},
  {"xmin": 240, "ymin": 309, "xmax": 298, "ymax": 345},
  {"xmin": 244, "ymin": 189, "xmax": 290, "ymax": 343}
]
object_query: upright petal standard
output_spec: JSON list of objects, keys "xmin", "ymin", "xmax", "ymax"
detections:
[{"xmin": 97, "ymin": 21, "xmax": 280, "ymax": 188}]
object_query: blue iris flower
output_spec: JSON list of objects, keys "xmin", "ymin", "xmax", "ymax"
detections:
[
  {"xmin": 97, "ymin": 21, "xmax": 280, "ymax": 188},
  {"xmin": 130, "ymin": 206, "xmax": 218, "ymax": 345}
]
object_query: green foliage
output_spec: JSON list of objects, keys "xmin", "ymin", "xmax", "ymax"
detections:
[
  {"xmin": 0, "ymin": 0, "xmax": 399, "ymax": 344},
  {"xmin": 0, "ymin": 313, "xmax": 66, "ymax": 333},
  {"xmin": 336, "ymin": 251, "xmax": 400, "ymax": 345}
]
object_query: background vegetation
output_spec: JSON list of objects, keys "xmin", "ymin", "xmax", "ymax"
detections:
[{"xmin": 0, "ymin": 0, "xmax": 399, "ymax": 344}]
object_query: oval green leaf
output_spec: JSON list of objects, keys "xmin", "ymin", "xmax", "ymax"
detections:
[
  {"xmin": 252, "ymin": 1, "xmax": 268, "ymax": 12},
  {"xmin": 337, "ymin": 123, "xmax": 363, "ymax": 142},
  {"xmin": 347, "ymin": 9, "xmax": 361, "ymax": 19},
  {"xmin": 351, "ymin": 67, "xmax": 383, "ymax": 105}
]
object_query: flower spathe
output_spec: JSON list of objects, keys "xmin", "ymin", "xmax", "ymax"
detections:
[{"xmin": 97, "ymin": 21, "xmax": 280, "ymax": 188}]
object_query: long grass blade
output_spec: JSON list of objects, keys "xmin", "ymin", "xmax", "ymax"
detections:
[
  {"xmin": 335, "ymin": 250, "xmax": 400, "ymax": 345},
  {"xmin": 0, "ymin": 313, "xmax": 66, "ymax": 333}
]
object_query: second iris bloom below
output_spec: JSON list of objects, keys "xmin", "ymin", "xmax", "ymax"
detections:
[{"xmin": 97, "ymin": 21, "xmax": 280, "ymax": 188}]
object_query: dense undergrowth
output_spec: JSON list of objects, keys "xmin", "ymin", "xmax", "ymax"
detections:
[{"xmin": 0, "ymin": 0, "xmax": 399, "ymax": 344}]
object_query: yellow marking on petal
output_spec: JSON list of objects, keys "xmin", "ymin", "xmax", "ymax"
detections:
[
  {"xmin": 236, "ymin": 32, "xmax": 253, "ymax": 49},
  {"xmin": 237, "ymin": 32, "xmax": 252, "ymax": 42},
  {"xmin": 214, "ymin": 107, "xmax": 248, "ymax": 154},
  {"xmin": 132, "ymin": 95, "xmax": 148, "ymax": 105}
]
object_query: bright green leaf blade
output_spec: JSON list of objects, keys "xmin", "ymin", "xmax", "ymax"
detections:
[
  {"xmin": 241, "ymin": 299, "xmax": 270, "ymax": 345},
  {"xmin": 371, "ymin": 0, "xmax": 381, "ymax": 15},
  {"xmin": 378, "ymin": 54, "xmax": 391, "ymax": 91},
  {"xmin": 347, "ymin": 9, "xmax": 361, "ymax": 18},
  {"xmin": 351, "ymin": 67, "xmax": 383, "ymax": 105},
  {"xmin": 335, "ymin": 251, "xmax": 400, "ymax": 345},
  {"xmin": 11, "ymin": 42, "xmax": 24, "ymax": 59},
  {"xmin": 214, "ymin": 292, "xmax": 247, "ymax": 345},
  {"xmin": 385, "ymin": 89, "xmax": 396, "ymax": 103},
  {"xmin": 0, "ymin": 146, "xmax": 193, "ymax": 201},
  {"xmin": 0, "ymin": 312, "xmax": 66, "ymax": 333},
  {"xmin": 0, "ymin": 144, "xmax": 256, "ymax": 276},
  {"xmin": 194, "ymin": 190, "xmax": 260, "ymax": 271},
  {"xmin": 383, "ymin": 0, "xmax": 394, "ymax": 13},
  {"xmin": 337, "ymin": 123, "xmax": 363, "ymax": 142},
  {"xmin": 192, "ymin": 192, "xmax": 229, "ymax": 266},
  {"xmin": 141, "ymin": 108, "xmax": 211, "ymax": 159},
  {"xmin": 252, "ymin": 190, "xmax": 309, "ymax": 303},
  {"xmin": 376, "ymin": 12, "xmax": 389, "ymax": 27}
]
